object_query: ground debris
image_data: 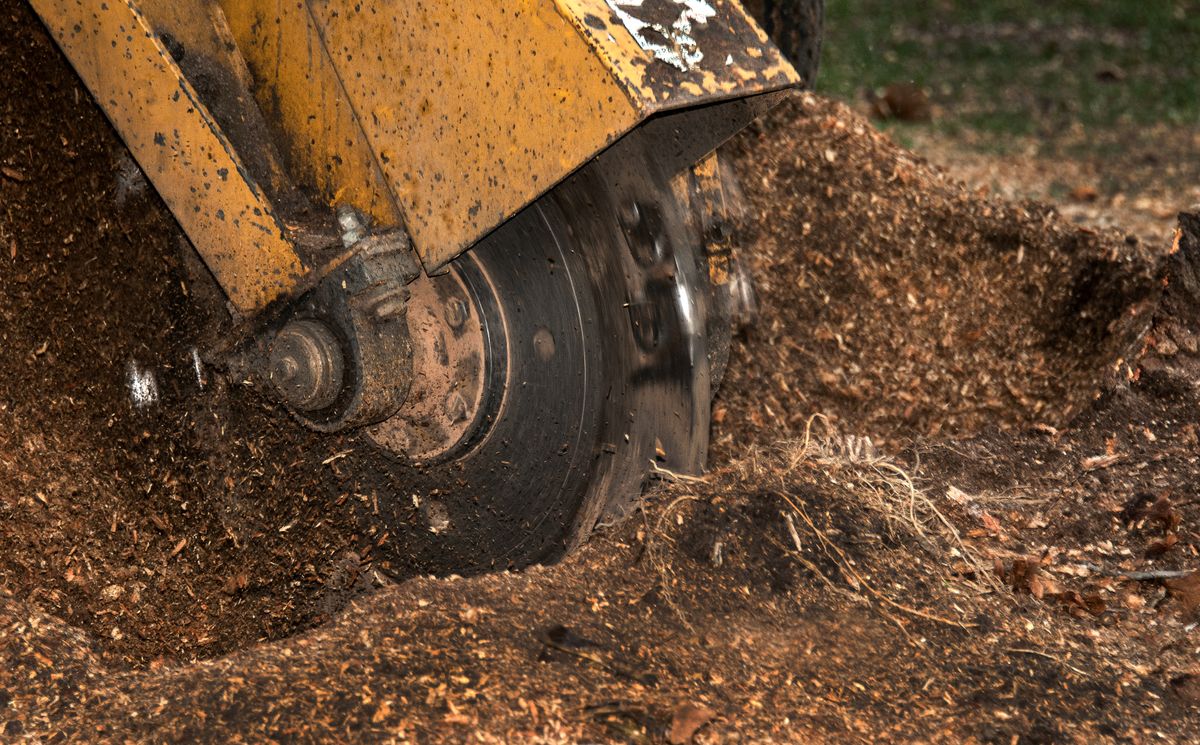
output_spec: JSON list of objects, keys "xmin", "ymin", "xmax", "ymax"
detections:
[
  {"xmin": 3, "ymin": 8, "xmax": 1200, "ymax": 739},
  {"xmin": 668, "ymin": 702, "xmax": 715, "ymax": 744}
]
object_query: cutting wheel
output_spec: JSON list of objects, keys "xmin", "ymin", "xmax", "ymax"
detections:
[{"xmin": 353, "ymin": 148, "xmax": 720, "ymax": 571}]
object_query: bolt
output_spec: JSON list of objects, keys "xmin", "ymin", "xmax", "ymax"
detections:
[
  {"xmin": 336, "ymin": 205, "xmax": 367, "ymax": 248},
  {"xmin": 446, "ymin": 391, "xmax": 470, "ymax": 424},
  {"xmin": 444, "ymin": 298, "xmax": 469, "ymax": 329},
  {"xmin": 268, "ymin": 319, "xmax": 345, "ymax": 412},
  {"xmin": 272, "ymin": 355, "xmax": 299, "ymax": 383}
]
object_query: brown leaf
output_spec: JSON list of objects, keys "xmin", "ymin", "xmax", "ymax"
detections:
[
  {"xmin": 998, "ymin": 556, "xmax": 1044, "ymax": 594},
  {"xmin": 1057, "ymin": 590, "xmax": 1107, "ymax": 617},
  {"xmin": 868, "ymin": 82, "xmax": 931, "ymax": 122},
  {"xmin": 1171, "ymin": 674, "xmax": 1200, "ymax": 707},
  {"xmin": 669, "ymin": 702, "xmax": 715, "ymax": 745},
  {"xmin": 1027, "ymin": 573, "xmax": 1062, "ymax": 600},
  {"xmin": 1069, "ymin": 185, "xmax": 1099, "ymax": 202},
  {"xmin": 1165, "ymin": 571, "xmax": 1200, "ymax": 615},
  {"xmin": 1145, "ymin": 533, "xmax": 1179, "ymax": 559},
  {"xmin": 1146, "ymin": 495, "xmax": 1182, "ymax": 533}
]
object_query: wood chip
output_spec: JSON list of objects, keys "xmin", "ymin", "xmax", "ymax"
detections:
[{"xmin": 1081, "ymin": 453, "xmax": 1121, "ymax": 471}]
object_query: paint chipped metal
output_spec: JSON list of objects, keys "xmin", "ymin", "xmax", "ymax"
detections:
[
  {"xmin": 31, "ymin": 0, "xmax": 800, "ymax": 317},
  {"xmin": 603, "ymin": 0, "xmax": 717, "ymax": 71}
]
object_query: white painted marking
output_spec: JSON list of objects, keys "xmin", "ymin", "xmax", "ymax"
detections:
[{"xmin": 605, "ymin": 0, "xmax": 716, "ymax": 72}]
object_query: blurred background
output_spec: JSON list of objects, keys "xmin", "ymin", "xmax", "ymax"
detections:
[
  {"xmin": 756, "ymin": 0, "xmax": 1200, "ymax": 243},
  {"xmin": 820, "ymin": 1, "xmax": 1198, "ymax": 143}
]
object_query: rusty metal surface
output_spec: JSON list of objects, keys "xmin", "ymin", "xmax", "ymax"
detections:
[
  {"xmin": 369, "ymin": 266, "xmax": 496, "ymax": 464},
  {"xmin": 29, "ymin": 0, "xmax": 306, "ymax": 315}
]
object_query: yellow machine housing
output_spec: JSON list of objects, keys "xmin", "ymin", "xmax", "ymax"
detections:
[{"xmin": 30, "ymin": 0, "xmax": 800, "ymax": 315}]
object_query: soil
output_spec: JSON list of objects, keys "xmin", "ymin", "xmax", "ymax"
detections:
[{"xmin": 3, "ymin": 3, "xmax": 1200, "ymax": 742}]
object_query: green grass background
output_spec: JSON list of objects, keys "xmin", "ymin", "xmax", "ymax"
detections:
[{"xmin": 816, "ymin": 0, "xmax": 1200, "ymax": 143}]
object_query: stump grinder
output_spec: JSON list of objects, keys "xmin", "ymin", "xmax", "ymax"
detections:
[{"xmin": 29, "ymin": 0, "xmax": 821, "ymax": 567}]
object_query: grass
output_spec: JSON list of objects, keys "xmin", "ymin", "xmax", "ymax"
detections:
[{"xmin": 816, "ymin": 0, "xmax": 1200, "ymax": 147}]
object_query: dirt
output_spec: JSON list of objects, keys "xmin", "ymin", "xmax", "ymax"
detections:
[
  {"xmin": 0, "ymin": 2, "xmax": 376, "ymax": 665},
  {"xmin": 716, "ymin": 96, "xmax": 1163, "ymax": 450},
  {"xmin": 3, "ymin": 3, "xmax": 1200, "ymax": 742}
]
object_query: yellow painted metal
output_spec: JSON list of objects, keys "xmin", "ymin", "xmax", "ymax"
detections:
[
  {"xmin": 32, "ymin": 0, "xmax": 796, "ymax": 313},
  {"xmin": 556, "ymin": 0, "xmax": 798, "ymax": 108},
  {"xmin": 690, "ymin": 152, "xmax": 733, "ymax": 286},
  {"xmin": 30, "ymin": 0, "xmax": 305, "ymax": 315},
  {"xmin": 300, "ymin": 0, "xmax": 799, "ymax": 269},
  {"xmin": 305, "ymin": 0, "xmax": 643, "ymax": 269},
  {"xmin": 135, "ymin": 0, "xmax": 301, "ymax": 204},
  {"xmin": 217, "ymin": 0, "xmax": 404, "ymax": 228}
]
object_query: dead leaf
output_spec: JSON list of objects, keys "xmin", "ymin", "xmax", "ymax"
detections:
[
  {"xmin": 1171, "ymin": 674, "xmax": 1200, "ymax": 707},
  {"xmin": 1165, "ymin": 571, "xmax": 1200, "ymax": 616},
  {"xmin": 998, "ymin": 556, "xmax": 1042, "ymax": 594},
  {"xmin": 1146, "ymin": 495, "xmax": 1181, "ymax": 533},
  {"xmin": 868, "ymin": 82, "xmax": 931, "ymax": 122},
  {"xmin": 669, "ymin": 702, "xmax": 715, "ymax": 745},
  {"xmin": 1145, "ymin": 533, "xmax": 1178, "ymax": 559},
  {"xmin": 1069, "ymin": 185, "xmax": 1099, "ymax": 202},
  {"xmin": 1058, "ymin": 590, "xmax": 1107, "ymax": 617},
  {"xmin": 1027, "ymin": 573, "xmax": 1062, "ymax": 600}
]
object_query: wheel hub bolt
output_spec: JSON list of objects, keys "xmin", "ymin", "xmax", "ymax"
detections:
[
  {"xmin": 444, "ymin": 298, "xmax": 469, "ymax": 329},
  {"xmin": 446, "ymin": 391, "xmax": 470, "ymax": 424},
  {"xmin": 268, "ymin": 319, "xmax": 345, "ymax": 412}
]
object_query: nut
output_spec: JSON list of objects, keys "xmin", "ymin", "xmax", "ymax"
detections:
[{"xmin": 269, "ymin": 319, "xmax": 345, "ymax": 412}]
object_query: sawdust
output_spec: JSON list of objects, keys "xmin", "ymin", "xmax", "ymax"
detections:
[{"xmin": 2, "ymin": 5, "xmax": 1200, "ymax": 742}]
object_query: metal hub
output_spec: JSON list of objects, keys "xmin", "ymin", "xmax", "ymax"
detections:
[
  {"xmin": 268, "ymin": 319, "xmax": 345, "ymax": 412},
  {"xmin": 369, "ymin": 258, "xmax": 504, "ymax": 463},
  {"xmin": 251, "ymin": 142, "xmax": 720, "ymax": 568}
]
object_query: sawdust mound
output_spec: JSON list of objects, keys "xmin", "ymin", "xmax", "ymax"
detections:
[
  {"xmin": 715, "ymin": 93, "xmax": 1159, "ymax": 453},
  {"xmin": 3, "ymin": 6, "xmax": 1193, "ymax": 740}
]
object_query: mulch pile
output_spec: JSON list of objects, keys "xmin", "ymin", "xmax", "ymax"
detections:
[{"xmin": 2, "ymin": 7, "xmax": 1199, "ymax": 742}]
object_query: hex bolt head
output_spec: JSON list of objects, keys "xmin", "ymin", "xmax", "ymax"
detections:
[
  {"xmin": 446, "ymin": 391, "xmax": 470, "ymax": 424},
  {"xmin": 444, "ymin": 298, "xmax": 469, "ymax": 329},
  {"xmin": 336, "ymin": 205, "xmax": 367, "ymax": 248},
  {"xmin": 269, "ymin": 319, "xmax": 345, "ymax": 412}
]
